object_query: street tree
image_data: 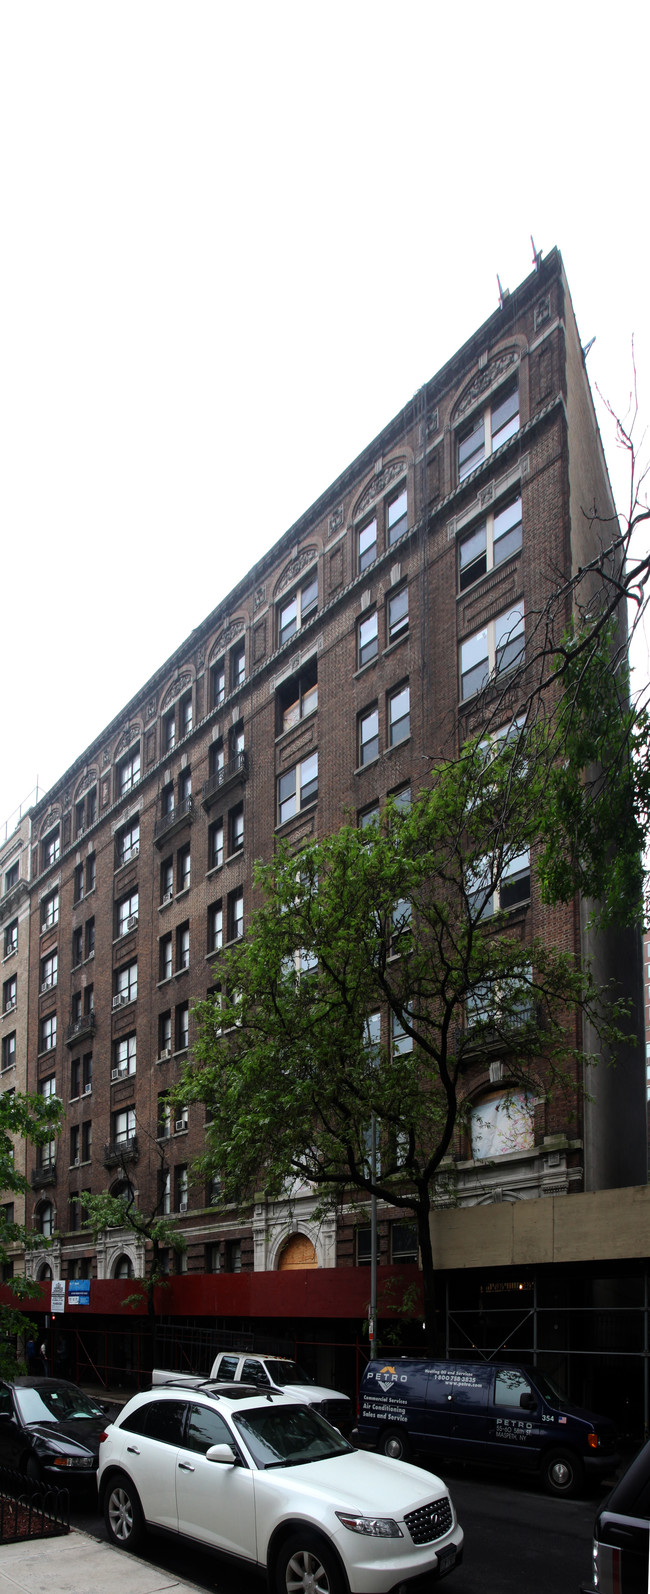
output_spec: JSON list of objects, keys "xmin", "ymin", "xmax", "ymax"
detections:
[
  {"xmin": 78, "ymin": 1138, "xmax": 186, "ymax": 1341},
  {"xmin": 178, "ymin": 699, "xmax": 632, "ymax": 1351},
  {"xmin": 0, "ymin": 1088, "xmax": 64, "ymax": 1376}
]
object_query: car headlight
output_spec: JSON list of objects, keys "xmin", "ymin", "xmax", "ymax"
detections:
[
  {"xmin": 52, "ymin": 1455, "xmax": 95, "ymax": 1469},
  {"xmin": 336, "ymin": 1512, "xmax": 403, "ymax": 1538}
]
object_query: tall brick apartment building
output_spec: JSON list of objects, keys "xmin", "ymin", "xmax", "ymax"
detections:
[{"xmin": 1, "ymin": 248, "xmax": 647, "ymax": 1405}]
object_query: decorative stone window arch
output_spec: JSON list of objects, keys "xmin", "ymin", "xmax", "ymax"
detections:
[
  {"xmin": 469, "ymin": 1085, "xmax": 535, "ymax": 1162},
  {"xmin": 113, "ymin": 1253, "xmax": 134, "ymax": 1280},
  {"xmin": 37, "ymin": 1262, "xmax": 53, "ymax": 1281},
  {"xmin": 276, "ymin": 1233, "xmax": 318, "ymax": 1270},
  {"xmin": 95, "ymin": 1228, "xmax": 144, "ymax": 1281}
]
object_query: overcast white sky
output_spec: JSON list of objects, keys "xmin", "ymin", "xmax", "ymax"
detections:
[{"xmin": 1, "ymin": 1, "xmax": 648, "ymax": 836}]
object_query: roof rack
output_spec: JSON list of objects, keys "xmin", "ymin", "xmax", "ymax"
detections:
[{"xmin": 152, "ymin": 1378, "xmax": 263, "ymax": 1401}]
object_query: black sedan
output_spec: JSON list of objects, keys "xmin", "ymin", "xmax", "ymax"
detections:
[{"xmin": 0, "ymin": 1377, "xmax": 112, "ymax": 1485}]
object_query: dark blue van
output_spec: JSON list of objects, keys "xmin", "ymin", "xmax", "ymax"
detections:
[{"xmin": 357, "ymin": 1359, "xmax": 618, "ymax": 1496}]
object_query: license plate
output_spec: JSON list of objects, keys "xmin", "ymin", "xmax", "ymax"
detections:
[{"xmin": 437, "ymin": 1546, "xmax": 456, "ymax": 1577}]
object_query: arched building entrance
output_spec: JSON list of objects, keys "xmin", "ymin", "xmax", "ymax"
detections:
[{"xmin": 277, "ymin": 1234, "xmax": 318, "ymax": 1270}]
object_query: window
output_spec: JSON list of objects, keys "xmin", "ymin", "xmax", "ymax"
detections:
[
  {"xmin": 38, "ymin": 1202, "xmax": 54, "ymax": 1238},
  {"xmin": 209, "ymin": 818, "xmax": 224, "ymax": 870},
  {"xmin": 117, "ymin": 820, "xmax": 139, "ymax": 867},
  {"xmin": 41, "ymin": 952, "xmax": 57, "ymax": 992},
  {"xmin": 160, "ymin": 934, "xmax": 172, "ymax": 981},
  {"xmin": 229, "ymin": 804, "xmax": 244, "ymax": 854},
  {"xmin": 175, "ymin": 1105, "xmax": 189, "ymax": 1134},
  {"xmin": 117, "ymin": 891, "xmax": 139, "ymax": 935},
  {"xmin": 70, "ymin": 1056, "xmax": 81, "ymax": 1097},
  {"xmin": 466, "ymin": 847, "xmax": 531, "ymax": 919},
  {"xmin": 358, "ymin": 517, "xmax": 377, "ymax": 573},
  {"xmin": 278, "ymin": 571, "xmax": 318, "ymax": 646},
  {"xmin": 39, "ymin": 1074, "xmax": 56, "ymax": 1101},
  {"xmin": 70, "ymin": 1125, "xmax": 80, "ymax": 1166},
  {"xmin": 159, "ymin": 1010, "xmax": 172, "ymax": 1055},
  {"xmin": 4, "ymin": 862, "xmax": 19, "ymax": 893},
  {"xmin": 163, "ymin": 710, "xmax": 176, "ymax": 753},
  {"xmin": 180, "ymin": 692, "xmax": 193, "ymax": 737},
  {"xmin": 388, "ymin": 682, "xmax": 410, "ymax": 746},
  {"xmin": 209, "ymin": 739, "xmax": 225, "ymax": 780},
  {"xmin": 161, "ymin": 782, "xmax": 175, "ymax": 817},
  {"xmin": 4, "ymin": 920, "xmax": 18, "ymax": 957},
  {"xmin": 387, "ymin": 485, "xmax": 408, "ymax": 545},
  {"xmin": 211, "ymin": 658, "xmax": 225, "ymax": 708},
  {"xmin": 176, "ymin": 1002, "xmax": 189, "ymax": 1051},
  {"xmin": 161, "ymin": 858, "xmax": 174, "ymax": 902},
  {"xmin": 71, "ymin": 992, "xmax": 82, "ymax": 1026},
  {"xmin": 277, "ymin": 658, "xmax": 318, "ymax": 734},
  {"xmin": 390, "ymin": 783, "xmax": 411, "ymax": 812},
  {"xmin": 1, "ymin": 1033, "xmax": 16, "ymax": 1072},
  {"xmin": 277, "ymin": 753, "xmax": 318, "ymax": 824},
  {"xmin": 85, "ymin": 918, "xmax": 95, "ymax": 959},
  {"xmin": 72, "ymin": 926, "xmax": 83, "ymax": 967},
  {"xmin": 42, "ymin": 890, "xmax": 59, "ymax": 930},
  {"xmin": 208, "ymin": 901, "xmax": 223, "ymax": 953},
  {"xmin": 160, "ymin": 1170, "xmax": 171, "ymax": 1216},
  {"xmin": 176, "ymin": 923, "xmax": 190, "ymax": 971},
  {"xmin": 179, "ymin": 768, "xmax": 192, "ymax": 805},
  {"xmin": 75, "ymin": 799, "xmax": 85, "ymax": 838},
  {"xmin": 158, "ymin": 1094, "xmax": 171, "ymax": 1138},
  {"xmin": 358, "ymin": 706, "xmax": 379, "ymax": 766},
  {"xmin": 82, "ymin": 1052, "xmax": 93, "ymax": 1092},
  {"xmin": 359, "ymin": 802, "xmax": 380, "ymax": 830},
  {"xmin": 457, "ymin": 380, "xmax": 519, "ymax": 482},
  {"xmin": 40, "ymin": 1014, "xmax": 57, "ymax": 1052},
  {"xmin": 176, "ymin": 1166, "xmax": 189, "ymax": 1211},
  {"xmin": 470, "ymin": 1088, "xmax": 535, "ymax": 1160},
  {"xmin": 459, "ymin": 604, "xmax": 525, "ymax": 700},
  {"xmin": 207, "ymin": 1242, "xmax": 222, "ymax": 1272},
  {"xmin": 115, "ymin": 961, "xmax": 137, "ymax": 1004},
  {"xmin": 390, "ymin": 898, "xmax": 412, "ymax": 952},
  {"xmin": 388, "ymin": 585, "xmax": 409, "ymax": 643},
  {"xmin": 231, "ymin": 642, "xmax": 245, "ymax": 689},
  {"xmin": 114, "ymin": 1034, "xmax": 137, "ymax": 1077},
  {"xmin": 87, "ymin": 788, "xmax": 97, "ymax": 826},
  {"xmin": 2, "ymin": 976, "xmax": 16, "ymax": 1013},
  {"xmin": 178, "ymin": 844, "xmax": 191, "ymax": 892},
  {"xmin": 391, "ymin": 1009, "xmax": 413, "ymax": 1056},
  {"xmin": 73, "ymin": 863, "xmax": 84, "ymax": 904},
  {"xmin": 458, "ymin": 495, "xmax": 522, "ymax": 592},
  {"xmin": 358, "ymin": 610, "xmax": 378, "ymax": 668},
  {"xmin": 118, "ymin": 746, "xmax": 141, "ymax": 796},
  {"xmin": 230, "ymin": 721, "xmax": 245, "ymax": 759},
  {"xmin": 82, "ymin": 1120, "xmax": 91, "ymax": 1164},
  {"xmin": 391, "ymin": 1221, "xmax": 418, "ymax": 1262},
  {"xmin": 356, "ymin": 1227, "xmax": 371, "ymax": 1266},
  {"xmin": 228, "ymin": 889, "xmax": 244, "ymax": 942},
  {"xmin": 42, "ymin": 828, "xmax": 60, "ymax": 870},
  {"xmin": 225, "ymin": 1239, "xmax": 241, "ymax": 1273},
  {"xmin": 113, "ymin": 1107, "xmax": 136, "ymax": 1145}
]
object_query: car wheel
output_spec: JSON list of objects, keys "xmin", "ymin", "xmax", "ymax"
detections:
[
  {"xmin": 104, "ymin": 1473, "xmax": 145, "ymax": 1550},
  {"xmin": 381, "ymin": 1428, "xmax": 412, "ymax": 1463},
  {"xmin": 542, "ymin": 1449, "xmax": 584, "ymax": 1497},
  {"xmin": 275, "ymin": 1532, "xmax": 344, "ymax": 1594}
]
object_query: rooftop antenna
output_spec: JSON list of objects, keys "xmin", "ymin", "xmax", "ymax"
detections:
[
  {"xmin": 582, "ymin": 336, "xmax": 596, "ymax": 360},
  {"xmin": 497, "ymin": 274, "xmax": 509, "ymax": 310},
  {"xmin": 531, "ymin": 235, "xmax": 543, "ymax": 271}
]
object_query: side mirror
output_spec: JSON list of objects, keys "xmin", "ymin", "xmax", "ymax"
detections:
[{"xmin": 206, "ymin": 1443, "xmax": 238, "ymax": 1465}]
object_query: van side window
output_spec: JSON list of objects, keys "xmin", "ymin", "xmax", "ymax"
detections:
[{"xmin": 494, "ymin": 1370, "xmax": 534, "ymax": 1407}]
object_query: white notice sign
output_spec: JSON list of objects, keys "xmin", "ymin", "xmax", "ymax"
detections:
[{"xmin": 50, "ymin": 1280, "xmax": 65, "ymax": 1313}]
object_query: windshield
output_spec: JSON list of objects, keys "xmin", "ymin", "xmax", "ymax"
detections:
[
  {"xmin": 533, "ymin": 1371, "xmax": 567, "ymax": 1407},
  {"xmin": 234, "ymin": 1403, "xmax": 352, "ymax": 1468},
  {"xmin": 264, "ymin": 1360, "xmax": 313, "ymax": 1386},
  {"xmin": 15, "ymin": 1386, "xmax": 105, "ymax": 1424}
]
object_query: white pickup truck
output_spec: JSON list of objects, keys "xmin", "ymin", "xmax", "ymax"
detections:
[{"xmin": 152, "ymin": 1350, "xmax": 352, "ymax": 1431}]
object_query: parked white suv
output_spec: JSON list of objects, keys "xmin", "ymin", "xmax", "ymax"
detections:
[
  {"xmin": 98, "ymin": 1379, "xmax": 464, "ymax": 1592},
  {"xmin": 154, "ymin": 1351, "xmax": 352, "ymax": 1431}
]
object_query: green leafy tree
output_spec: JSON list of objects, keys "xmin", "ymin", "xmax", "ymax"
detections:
[
  {"xmin": 178, "ymin": 712, "xmax": 632, "ymax": 1352},
  {"xmin": 0, "ymin": 1088, "xmax": 64, "ymax": 1376}
]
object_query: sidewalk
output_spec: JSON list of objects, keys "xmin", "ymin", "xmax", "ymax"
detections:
[{"xmin": 0, "ymin": 1528, "xmax": 208, "ymax": 1594}]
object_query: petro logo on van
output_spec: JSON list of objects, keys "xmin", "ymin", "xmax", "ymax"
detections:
[{"xmin": 377, "ymin": 1365, "xmax": 398, "ymax": 1393}]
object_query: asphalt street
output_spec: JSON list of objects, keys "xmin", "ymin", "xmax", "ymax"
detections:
[{"xmin": 70, "ymin": 1458, "xmax": 602, "ymax": 1594}]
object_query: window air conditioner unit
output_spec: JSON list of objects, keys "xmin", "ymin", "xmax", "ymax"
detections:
[
  {"xmin": 160, "ymin": 1047, "xmax": 171, "ymax": 1060},
  {"xmin": 179, "ymin": 1199, "xmax": 188, "ymax": 1212},
  {"xmin": 74, "ymin": 1156, "xmax": 80, "ymax": 1167},
  {"xmin": 112, "ymin": 992, "xmax": 128, "ymax": 1008},
  {"xmin": 127, "ymin": 915, "xmax": 138, "ymax": 931},
  {"xmin": 83, "ymin": 1084, "xmax": 92, "ymax": 1095},
  {"xmin": 175, "ymin": 1119, "xmax": 186, "ymax": 1133},
  {"xmin": 40, "ymin": 981, "xmax": 49, "ymax": 993},
  {"xmin": 111, "ymin": 1067, "xmax": 120, "ymax": 1080},
  {"xmin": 163, "ymin": 889, "xmax": 173, "ymax": 904}
]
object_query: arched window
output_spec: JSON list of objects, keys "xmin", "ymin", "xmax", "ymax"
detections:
[
  {"xmin": 37, "ymin": 1262, "xmax": 53, "ymax": 1281},
  {"xmin": 38, "ymin": 1202, "xmax": 54, "ymax": 1238},
  {"xmin": 277, "ymin": 1234, "xmax": 317, "ymax": 1270},
  {"xmin": 113, "ymin": 1254, "xmax": 134, "ymax": 1280},
  {"xmin": 110, "ymin": 1179, "xmax": 135, "ymax": 1203},
  {"xmin": 470, "ymin": 1088, "xmax": 535, "ymax": 1161}
]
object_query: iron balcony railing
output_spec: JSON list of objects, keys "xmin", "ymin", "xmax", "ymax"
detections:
[
  {"xmin": 66, "ymin": 1012, "xmax": 96, "ymax": 1047},
  {"xmin": 154, "ymin": 795, "xmax": 194, "ymax": 843},
  {"xmin": 31, "ymin": 1164, "xmax": 57, "ymax": 1189},
  {"xmin": 104, "ymin": 1136, "xmax": 138, "ymax": 1167},
  {"xmin": 202, "ymin": 750, "xmax": 248, "ymax": 811}
]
